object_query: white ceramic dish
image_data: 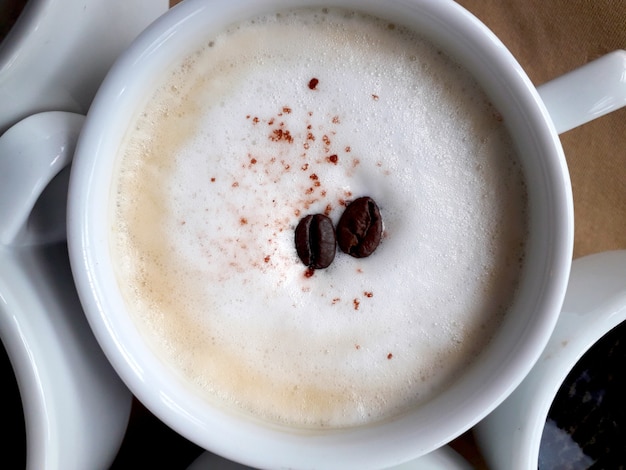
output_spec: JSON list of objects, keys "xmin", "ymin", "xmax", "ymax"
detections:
[
  {"xmin": 0, "ymin": 112, "xmax": 133, "ymax": 470},
  {"xmin": 474, "ymin": 250, "xmax": 626, "ymax": 469},
  {"xmin": 0, "ymin": 1, "xmax": 169, "ymax": 464},
  {"xmin": 0, "ymin": 0, "xmax": 168, "ymax": 134},
  {"xmin": 187, "ymin": 445, "xmax": 472, "ymax": 470}
]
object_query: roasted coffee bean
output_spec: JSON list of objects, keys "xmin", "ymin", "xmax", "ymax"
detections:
[
  {"xmin": 336, "ymin": 196, "xmax": 382, "ymax": 258},
  {"xmin": 294, "ymin": 214, "xmax": 336, "ymax": 269}
]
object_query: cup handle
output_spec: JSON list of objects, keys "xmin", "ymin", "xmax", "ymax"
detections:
[
  {"xmin": 537, "ymin": 50, "xmax": 626, "ymax": 134},
  {"xmin": 0, "ymin": 112, "xmax": 84, "ymax": 247}
]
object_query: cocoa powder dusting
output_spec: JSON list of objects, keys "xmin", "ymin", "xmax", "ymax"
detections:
[
  {"xmin": 271, "ymin": 128, "xmax": 293, "ymax": 143},
  {"xmin": 240, "ymin": 97, "xmax": 381, "ymax": 291}
]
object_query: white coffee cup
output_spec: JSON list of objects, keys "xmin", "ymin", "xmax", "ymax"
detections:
[
  {"xmin": 0, "ymin": 0, "xmax": 168, "ymax": 135},
  {"xmin": 473, "ymin": 250, "xmax": 626, "ymax": 469},
  {"xmin": 65, "ymin": 0, "xmax": 626, "ymax": 468}
]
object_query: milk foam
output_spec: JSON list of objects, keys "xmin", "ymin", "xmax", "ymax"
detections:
[{"xmin": 111, "ymin": 8, "xmax": 528, "ymax": 428}]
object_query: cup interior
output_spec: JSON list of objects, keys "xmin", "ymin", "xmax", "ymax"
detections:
[{"xmin": 68, "ymin": 0, "xmax": 573, "ymax": 467}]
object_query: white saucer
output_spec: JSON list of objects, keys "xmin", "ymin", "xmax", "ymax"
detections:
[
  {"xmin": 187, "ymin": 444, "xmax": 472, "ymax": 469},
  {"xmin": 0, "ymin": 112, "xmax": 133, "ymax": 469}
]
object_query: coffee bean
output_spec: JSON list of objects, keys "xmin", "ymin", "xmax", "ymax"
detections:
[
  {"xmin": 336, "ymin": 197, "xmax": 382, "ymax": 258},
  {"xmin": 295, "ymin": 214, "xmax": 336, "ymax": 269}
]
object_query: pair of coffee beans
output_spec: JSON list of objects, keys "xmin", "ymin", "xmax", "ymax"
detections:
[{"xmin": 294, "ymin": 196, "xmax": 383, "ymax": 269}]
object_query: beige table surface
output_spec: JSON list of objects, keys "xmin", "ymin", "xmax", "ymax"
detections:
[{"xmin": 111, "ymin": 1, "xmax": 626, "ymax": 468}]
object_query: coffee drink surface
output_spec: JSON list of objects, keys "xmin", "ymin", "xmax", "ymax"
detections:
[{"xmin": 111, "ymin": 7, "xmax": 528, "ymax": 428}]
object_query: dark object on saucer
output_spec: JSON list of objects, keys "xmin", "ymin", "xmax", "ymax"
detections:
[{"xmin": 539, "ymin": 320, "xmax": 626, "ymax": 469}]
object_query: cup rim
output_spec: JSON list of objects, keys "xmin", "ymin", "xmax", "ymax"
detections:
[{"xmin": 67, "ymin": 0, "xmax": 573, "ymax": 467}]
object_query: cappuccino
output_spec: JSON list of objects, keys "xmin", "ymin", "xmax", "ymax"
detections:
[{"xmin": 111, "ymin": 7, "xmax": 528, "ymax": 428}]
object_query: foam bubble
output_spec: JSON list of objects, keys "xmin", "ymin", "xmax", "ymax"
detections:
[{"xmin": 111, "ymin": 7, "xmax": 528, "ymax": 428}]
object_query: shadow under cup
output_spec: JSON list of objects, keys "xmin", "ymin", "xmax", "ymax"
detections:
[
  {"xmin": 67, "ymin": 0, "xmax": 573, "ymax": 468},
  {"xmin": 0, "ymin": 0, "xmax": 27, "ymax": 43},
  {"xmin": 0, "ymin": 341, "xmax": 26, "ymax": 468}
]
